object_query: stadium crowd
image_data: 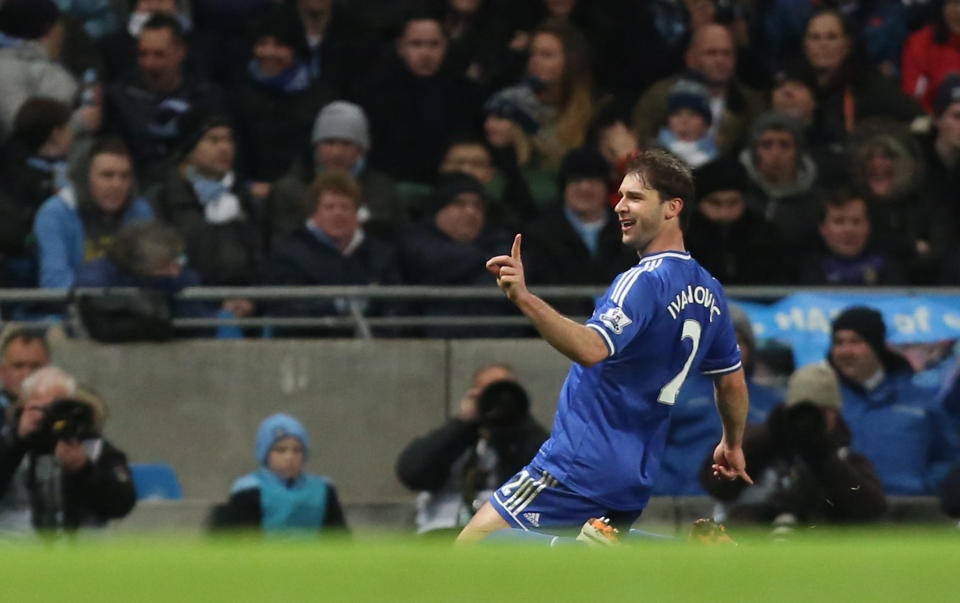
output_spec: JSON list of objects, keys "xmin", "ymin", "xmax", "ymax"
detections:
[
  {"xmin": 0, "ymin": 0, "xmax": 958, "ymax": 536},
  {"xmin": 0, "ymin": 0, "xmax": 960, "ymax": 323}
]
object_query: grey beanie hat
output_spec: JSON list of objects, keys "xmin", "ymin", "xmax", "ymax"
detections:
[
  {"xmin": 749, "ymin": 111, "xmax": 805, "ymax": 151},
  {"xmin": 311, "ymin": 101, "xmax": 370, "ymax": 149}
]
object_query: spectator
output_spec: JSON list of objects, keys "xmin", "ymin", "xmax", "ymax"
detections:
[
  {"xmin": 523, "ymin": 20, "xmax": 595, "ymax": 172},
  {"xmin": 655, "ymin": 76, "xmax": 718, "ymax": 168},
  {"xmin": 0, "ymin": 367, "xmax": 135, "ymax": 534},
  {"xmin": 218, "ymin": 413, "xmax": 347, "ymax": 535},
  {"xmin": 828, "ymin": 306, "xmax": 960, "ymax": 494},
  {"xmin": 292, "ymin": 0, "xmax": 364, "ymax": 92},
  {"xmin": 232, "ymin": 5, "xmax": 335, "ymax": 199},
  {"xmin": 699, "ymin": 362, "xmax": 887, "ymax": 524},
  {"xmin": 0, "ymin": 0, "xmax": 99, "ymax": 140},
  {"xmin": 770, "ymin": 66, "xmax": 818, "ymax": 132},
  {"xmin": 261, "ymin": 170, "xmax": 402, "ymax": 337},
  {"xmin": 98, "ymin": 0, "xmax": 194, "ymax": 82},
  {"xmin": 75, "ymin": 221, "xmax": 217, "ymax": 324},
  {"xmin": 739, "ymin": 112, "xmax": 821, "ymax": 257},
  {"xmin": 360, "ymin": 10, "xmax": 483, "ymax": 184},
  {"xmin": 270, "ymin": 101, "xmax": 401, "ymax": 242},
  {"xmin": 482, "ymin": 82, "xmax": 555, "ymax": 210},
  {"xmin": 686, "ymin": 157, "xmax": 783, "ymax": 284},
  {"xmin": 0, "ymin": 99, "xmax": 74, "ymax": 286},
  {"xmin": 848, "ymin": 121, "xmax": 925, "ymax": 261},
  {"xmin": 655, "ymin": 304, "xmax": 783, "ymax": 496},
  {"xmin": 396, "ymin": 365, "xmax": 548, "ymax": 535},
  {"xmin": 902, "ymin": 0, "xmax": 960, "ymax": 114},
  {"xmin": 33, "ymin": 138, "xmax": 154, "ymax": 289},
  {"xmin": 522, "ymin": 146, "xmax": 635, "ymax": 315},
  {"xmin": 632, "ymin": 23, "xmax": 764, "ymax": 156},
  {"xmin": 919, "ymin": 75, "xmax": 960, "ymax": 273},
  {"xmin": 150, "ymin": 114, "xmax": 262, "ymax": 288},
  {"xmin": 799, "ymin": 192, "xmax": 905, "ymax": 286},
  {"xmin": 0, "ymin": 329, "xmax": 50, "ymax": 429},
  {"xmin": 759, "ymin": 0, "xmax": 908, "ymax": 78},
  {"xmin": 397, "ymin": 172, "xmax": 516, "ymax": 337},
  {"xmin": 799, "ymin": 9, "xmax": 922, "ymax": 149},
  {"xmin": 436, "ymin": 136, "xmax": 537, "ymax": 231},
  {"xmin": 103, "ymin": 14, "xmax": 223, "ymax": 188},
  {"xmin": 440, "ymin": 0, "xmax": 519, "ymax": 91}
]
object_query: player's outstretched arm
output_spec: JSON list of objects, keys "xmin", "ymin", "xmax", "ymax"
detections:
[
  {"xmin": 486, "ymin": 234, "xmax": 609, "ymax": 367},
  {"xmin": 710, "ymin": 368, "xmax": 753, "ymax": 484}
]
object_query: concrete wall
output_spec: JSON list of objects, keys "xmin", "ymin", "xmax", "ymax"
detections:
[{"xmin": 53, "ymin": 339, "xmax": 574, "ymax": 503}]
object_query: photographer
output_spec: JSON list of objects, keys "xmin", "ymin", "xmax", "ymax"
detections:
[
  {"xmin": 396, "ymin": 365, "xmax": 549, "ymax": 535},
  {"xmin": 0, "ymin": 367, "xmax": 135, "ymax": 534},
  {"xmin": 700, "ymin": 363, "xmax": 887, "ymax": 525}
]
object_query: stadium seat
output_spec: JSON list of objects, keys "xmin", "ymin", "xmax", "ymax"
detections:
[{"xmin": 130, "ymin": 463, "xmax": 184, "ymax": 500}]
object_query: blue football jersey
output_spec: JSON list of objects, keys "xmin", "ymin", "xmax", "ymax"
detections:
[{"xmin": 531, "ymin": 250, "xmax": 742, "ymax": 510}]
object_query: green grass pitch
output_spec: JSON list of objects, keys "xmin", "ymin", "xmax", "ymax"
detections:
[{"xmin": 2, "ymin": 527, "xmax": 958, "ymax": 602}]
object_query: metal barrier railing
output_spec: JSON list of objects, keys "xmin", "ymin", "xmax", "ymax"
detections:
[{"xmin": 2, "ymin": 285, "xmax": 959, "ymax": 336}]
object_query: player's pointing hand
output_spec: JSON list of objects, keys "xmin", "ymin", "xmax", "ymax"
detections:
[{"xmin": 486, "ymin": 234, "xmax": 528, "ymax": 302}]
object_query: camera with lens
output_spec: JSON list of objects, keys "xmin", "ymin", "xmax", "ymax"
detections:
[
  {"xmin": 33, "ymin": 398, "xmax": 99, "ymax": 451},
  {"xmin": 476, "ymin": 381, "xmax": 530, "ymax": 430}
]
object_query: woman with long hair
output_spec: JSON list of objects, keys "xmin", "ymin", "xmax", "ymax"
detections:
[{"xmin": 525, "ymin": 19, "xmax": 595, "ymax": 172}]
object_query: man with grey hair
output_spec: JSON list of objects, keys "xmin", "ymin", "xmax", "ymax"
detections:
[
  {"xmin": 270, "ymin": 100, "xmax": 401, "ymax": 240},
  {"xmin": 0, "ymin": 366, "xmax": 135, "ymax": 534}
]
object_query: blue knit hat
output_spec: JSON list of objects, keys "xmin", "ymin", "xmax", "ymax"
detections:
[
  {"xmin": 484, "ymin": 83, "xmax": 547, "ymax": 134},
  {"xmin": 667, "ymin": 78, "xmax": 713, "ymax": 125},
  {"xmin": 255, "ymin": 413, "xmax": 311, "ymax": 466}
]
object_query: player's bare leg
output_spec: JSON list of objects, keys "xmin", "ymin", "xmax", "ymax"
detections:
[{"xmin": 455, "ymin": 501, "xmax": 510, "ymax": 544}]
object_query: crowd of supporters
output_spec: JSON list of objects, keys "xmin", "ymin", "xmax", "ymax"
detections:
[{"xmin": 1, "ymin": 0, "xmax": 959, "ymax": 332}]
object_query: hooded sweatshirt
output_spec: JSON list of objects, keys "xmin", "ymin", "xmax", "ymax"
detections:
[{"xmin": 229, "ymin": 413, "xmax": 343, "ymax": 533}]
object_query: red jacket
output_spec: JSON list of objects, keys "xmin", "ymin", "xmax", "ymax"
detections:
[{"xmin": 901, "ymin": 25, "xmax": 960, "ymax": 114}]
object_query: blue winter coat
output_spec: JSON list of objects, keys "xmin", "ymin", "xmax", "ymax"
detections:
[
  {"xmin": 839, "ymin": 370, "xmax": 960, "ymax": 495},
  {"xmin": 33, "ymin": 186, "xmax": 154, "ymax": 288},
  {"xmin": 653, "ymin": 372, "xmax": 783, "ymax": 496}
]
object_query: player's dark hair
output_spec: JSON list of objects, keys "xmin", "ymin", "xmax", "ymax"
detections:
[
  {"xmin": 817, "ymin": 189, "xmax": 866, "ymax": 224},
  {"xmin": 0, "ymin": 328, "xmax": 48, "ymax": 359},
  {"xmin": 625, "ymin": 149, "xmax": 694, "ymax": 231}
]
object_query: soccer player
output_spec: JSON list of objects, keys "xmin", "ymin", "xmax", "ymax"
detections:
[{"xmin": 456, "ymin": 150, "xmax": 752, "ymax": 543}]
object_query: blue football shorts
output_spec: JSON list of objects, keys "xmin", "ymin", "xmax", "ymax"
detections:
[{"xmin": 489, "ymin": 464, "xmax": 643, "ymax": 533}]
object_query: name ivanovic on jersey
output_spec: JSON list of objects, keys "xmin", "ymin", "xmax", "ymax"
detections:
[{"xmin": 666, "ymin": 285, "xmax": 722, "ymax": 322}]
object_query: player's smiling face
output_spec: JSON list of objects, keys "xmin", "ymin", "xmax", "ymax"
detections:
[{"xmin": 615, "ymin": 172, "xmax": 668, "ymax": 251}]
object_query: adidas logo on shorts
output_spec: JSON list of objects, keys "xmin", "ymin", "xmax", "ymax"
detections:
[{"xmin": 523, "ymin": 512, "xmax": 541, "ymax": 527}]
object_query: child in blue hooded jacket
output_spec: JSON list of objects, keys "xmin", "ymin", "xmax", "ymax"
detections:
[{"xmin": 224, "ymin": 413, "xmax": 347, "ymax": 533}]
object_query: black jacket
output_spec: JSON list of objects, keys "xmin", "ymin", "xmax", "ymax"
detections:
[
  {"xmin": 0, "ymin": 427, "xmax": 136, "ymax": 531},
  {"xmin": 261, "ymin": 226, "xmax": 402, "ymax": 336},
  {"xmin": 700, "ymin": 403, "xmax": 887, "ymax": 523},
  {"xmin": 682, "ymin": 207, "xmax": 785, "ymax": 285},
  {"xmin": 523, "ymin": 206, "xmax": 637, "ymax": 315},
  {"xmin": 231, "ymin": 79, "xmax": 335, "ymax": 183},
  {"xmin": 152, "ymin": 169, "xmax": 264, "ymax": 286},
  {"xmin": 359, "ymin": 63, "xmax": 483, "ymax": 183},
  {"xmin": 396, "ymin": 416, "xmax": 548, "ymax": 494}
]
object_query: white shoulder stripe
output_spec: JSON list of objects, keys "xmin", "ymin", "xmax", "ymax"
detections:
[
  {"xmin": 613, "ymin": 268, "xmax": 643, "ymax": 305},
  {"xmin": 702, "ymin": 361, "xmax": 742, "ymax": 375},
  {"xmin": 613, "ymin": 259, "xmax": 662, "ymax": 305},
  {"xmin": 610, "ymin": 267, "xmax": 640, "ymax": 302},
  {"xmin": 587, "ymin": 323, "xmax": 616, "ymax": 355}
]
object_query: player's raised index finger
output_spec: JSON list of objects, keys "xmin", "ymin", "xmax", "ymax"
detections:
[{"xmin": 511, "ymin": 234, "xmax": 522, "ymax": 260}]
